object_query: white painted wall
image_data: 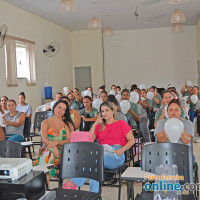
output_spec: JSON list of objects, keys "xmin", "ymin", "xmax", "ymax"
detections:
[
  {"xmin": 0, "ymin": 1, "xmax": 72, "ymax": 112},
  {"xmin": 104, "ymin": 26, "xmax": 198, "ymax": 94},
  {"xmin": 71, "ymin": 29, "xmax": 104, "ymax": 94},
  {"xmin": 197, "ymin": 18, "xmax": 200, "ymax": 61}
]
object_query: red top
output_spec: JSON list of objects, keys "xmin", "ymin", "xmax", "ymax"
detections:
[{"xmin": 94, "ymin": 120, "xmax": 132, "ymax": 146}]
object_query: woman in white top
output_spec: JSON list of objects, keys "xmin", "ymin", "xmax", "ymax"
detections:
[{"xmin": 16, "ymin": 92, "xmax": 32, "ymax": 119}]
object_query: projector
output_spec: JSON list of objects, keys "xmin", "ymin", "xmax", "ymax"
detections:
[{"xmin": 0, "ymin": 158, "xmax": 32, "ymax": 180}]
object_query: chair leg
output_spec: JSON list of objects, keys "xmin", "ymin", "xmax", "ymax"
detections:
[
  {"xmin": 27, "ymin": 146, "xmax": 32, "ymax": 160},
  {"xmin": 118, "ymin": 170, "xmax": 122, "ymax": 200}
]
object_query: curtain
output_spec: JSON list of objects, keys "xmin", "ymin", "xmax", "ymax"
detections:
[
  {"xmin": 5, "ymin": 39, "xmax": 18, "ymax": 87},
  {"xmin": 26, "ymin": 43, "xmax": 36, "ymax": 86}
]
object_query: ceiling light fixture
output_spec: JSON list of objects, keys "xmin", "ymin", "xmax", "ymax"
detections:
[
  {"xmin": 59, "ymin": 0, "xmax": 76, "ymax": 13},
  {"xmin": 168, "ymin": 0, "xmax": 189, "ymax": 4},
  {"xmin": 103, "ymin": 27, "xmax": 114, "ymax": 37},
  {"xmin": 171, "ymin": 23, "xmax": 184, "ymax": 33},
  {"xmin": 103, "ymin": 15, "xmax": 113, "ymax": 37},
  {"xmin": 88, "ymin": 2, "xmax": 102, "ymax": 29},
  {"xmin": 88, "ymin": 17, "xmax": 102, "ymax": 29},
  {"xmin": 171, "ymin": 9, "xmax": 186, "ymax": 23}
]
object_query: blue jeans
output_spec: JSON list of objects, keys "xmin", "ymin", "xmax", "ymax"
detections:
[
  {"xmin": 189, "ymin": 109, "xmax": 197, "ymax": 122},
  {"xmin": 6, "ymin": 134, "xmax": 24, "ymax": 142},
  {"xmin": 71, "ymin": 145, "xmax": 125, "ymax": 193}
]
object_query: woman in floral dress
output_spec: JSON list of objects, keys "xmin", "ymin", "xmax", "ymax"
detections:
[{"xmin": 33, "ymin": 100, "xmax": 74, "ymax": 183}]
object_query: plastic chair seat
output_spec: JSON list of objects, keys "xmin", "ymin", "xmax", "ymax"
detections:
[{"xmin": 54, "ymin": 187, "xmax": 100, "ymax": 200}]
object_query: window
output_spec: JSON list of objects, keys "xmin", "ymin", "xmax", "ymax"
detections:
[
  {"xmin": 5, "ymin": 37, "xmax": 36, "ymax": 87},
  {"xmin": 16, "ymin": 43, "xmax": 27, "ymax": 78}
]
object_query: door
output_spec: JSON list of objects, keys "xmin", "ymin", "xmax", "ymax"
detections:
[{"xmin": 75, "ymin": 67, "xmax": 92, "ymax": 92}]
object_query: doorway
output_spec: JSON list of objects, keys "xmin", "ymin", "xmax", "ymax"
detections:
[{"xmin": 75, "ymin": 67, "xmax": 92, "ymax": 92}]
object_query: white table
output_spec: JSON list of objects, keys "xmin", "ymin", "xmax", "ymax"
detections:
[{"xmin": 121, "ymin": 167, "xmax": 156, "ymax": 200}]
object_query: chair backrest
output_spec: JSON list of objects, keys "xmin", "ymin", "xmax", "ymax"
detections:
[
  {"xmin": 141, "ymin": 143, "xmax": 193, "ymax": 184},
  {"xmin": 33, "ymin": 111, "xmax": 53, "ymax": 132},
  {"xmin": 0, "ymin": 141, "xmax": 21, "ymax": 158},
  {"xmin": 60, "ymin": 142, "xmax": 104, "ymax": 182},
  {"xmin": 23, "ymin": 117, "xmax": 31, "ymax": 141}
]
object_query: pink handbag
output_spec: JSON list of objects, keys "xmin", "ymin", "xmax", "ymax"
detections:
[{"xmin": 70, "ymin": 131, "xmax": 93, "ymax": 142}]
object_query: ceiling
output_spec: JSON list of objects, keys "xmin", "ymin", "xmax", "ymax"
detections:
[{"xmin": 4, "ymin": 0, "xmax": 200, "ymax": 31}]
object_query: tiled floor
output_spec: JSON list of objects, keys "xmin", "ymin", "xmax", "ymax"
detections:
[{"xmin": 32, "ymin": 136, "xmax": 200, "ymax": 200}]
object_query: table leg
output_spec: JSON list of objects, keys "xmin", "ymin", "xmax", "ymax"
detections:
[
  {"xmin": 127, "ymin": 181, "xmax": 134, "ymax": 200},
  {"xmin": 130, "ymin": 182, "xmax": 134, "ymax": 200}
]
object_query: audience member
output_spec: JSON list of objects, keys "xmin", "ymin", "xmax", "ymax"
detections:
[
  {"xmin": 3, "ymin": 99, "xmax": 25, "ymax": 142},
  {"xmin": 16, "ymin": 92, "xmax": 32, "ymax": 119}
]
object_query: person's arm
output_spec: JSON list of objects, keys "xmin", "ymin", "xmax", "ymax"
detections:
[
  {"xmin": 0, "ymin": 105, "xmax": 4, "ymax": 115},
  {"xmin": 154, "ymin": 108, "xmax": 165, "ymax": 127},
  {"xmin": 115, "ymin": 130, "xmax": 135, "ymax": 156},
  {"xmin": 45, "ymin": 105, "xmax": 51, "ymax": 111},
  {"xmin": 41, "ymin": 119, "xmax": 51, "ymax": 147},
  {"xmin": 69, "ymin": 90, "xmax": 80, "ymax": 102},
  {"xmin": 128, "ymin": 104, "xmax": 141, "ymax": 122},
  {"xmin": 90, "ymin": 117, "xmax": 103, "ymax": 141},
  {"xmin": 153, "ymin": 93, "xmax": 160, "ymax": 105},
  {"xmin": 73, "ymin": 110, "xmax": 81, "ymax": 130},
  {"xmin": 4, "ymin": 112, "xmax": 25, "ymax": 127},
  {"xmin": 156, "ymin": 130, "xmax": 169, "ymax": 143},
  {"xmin": 0, "ymin": 126, "xmax": 5, "ymax": 141},
  {"xmin": 27, "ymin": 105, "xmax": 32, "ymax": 119},
  {"xmin": 139, "ymin": 99, "xmax": 148, "ymax": 109},
  {"xmin": 180, "ymin": 130, "xmax": 191, "ymax": 144},
  {"xmin": 186, "ymin": 96, "xmax": 191, "ymax": 104},
  {"xmin": 81, "ymin": 113, "xmax": 98, "ymax": 122},
  {"xmin": 181, "ymin": 83, "xmax": 187, "ymax": 95}
]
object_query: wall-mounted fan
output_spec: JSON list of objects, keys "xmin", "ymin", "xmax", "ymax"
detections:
[
  {"xmin": 0, "ymin": 24, "xmax": 8, "ymax": 48},
  {"xmin": 43, "ymin": 41, "xmax": 60, "ymax": 57}
]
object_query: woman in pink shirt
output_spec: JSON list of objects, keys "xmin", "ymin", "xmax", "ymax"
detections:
[
  {"xmin": 91, "ymin": 101, "xmax": 134, "ymax": 168},
  {"xmin": 71, "ymin": 101, "xmax": 134, "ymax": 192}
]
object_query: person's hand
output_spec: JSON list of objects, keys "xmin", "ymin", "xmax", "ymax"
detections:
[
  {"xmin": 94, "ymin": 117, "xmax": 104, "ymax": 126},
  {"xmin": 81, "ymin": 115, "xmax": 86, "ymax": 121},
  {"xmin": 115, "ymin": 148, "xmax": 125, "ymax": 156},
  {"xmin": 162, "ymin": 130, "xmax": 169, "ymax": 141},
  {"xmin": 128, "ymin": 109, "xmax": 132, "ymax": 113},
  {"xmin": 52, "ymin": 146, "xmax": 59, "ymax": 158},
  {"xmin": 161, "ymin": 108, "xmax": 165, "ymax": 117},
  {"xmin": 180, "ymin": 129, "xmax": 190, "ymax": 140},
  {"xmin": 3, "ymin": 120, "xmax": 10, "ymax": 126},
  {"xmin": 138, "ymin": 98, "xmax": 142, "ymax": 104},
  {"xmin": 47, "ymin": 141, "xmax": 59, "ymax": 149}
]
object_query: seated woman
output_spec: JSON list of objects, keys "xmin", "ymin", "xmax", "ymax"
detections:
[
  {"xmin": 33, "ymin": 100, "xmax": 74, "ymax": 182},
  {"xmin": 60, "ymin": 96, "xmax": 81, "ymax": 130},
  {"xmin": 3, "ymin": 99, "xmax": 25, "ymax": 142},
  {"xmin": 71, "ymin": 101, "xmax": 134, "ymax": 193},
  {"xmin": 154, "ymin": 99, "xmax": 194, "ymax": 145},
  {"xmin": 79, "ymin": 96, "xmax": 98, "ymax": 131},
  {"xmin": 16, "ymin": 92, "xmax": 33, "ymax": 119}
]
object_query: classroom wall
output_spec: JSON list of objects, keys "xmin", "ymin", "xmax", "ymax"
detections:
[
  {"xmin": 103, "ymin": 26, "xmax": 198, "ymax": 93},
  {"xmin": 71, "ymin": 29, "xmax": 104, "ymax": 94},
  {"xmin": 0, "ymin": 0, "xmax": 72, "ymax": 112}
]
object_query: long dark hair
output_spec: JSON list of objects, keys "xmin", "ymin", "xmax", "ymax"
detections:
[{"xmin": 52, "ymin": 100, "xmax": 75, "ymax": 131}]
